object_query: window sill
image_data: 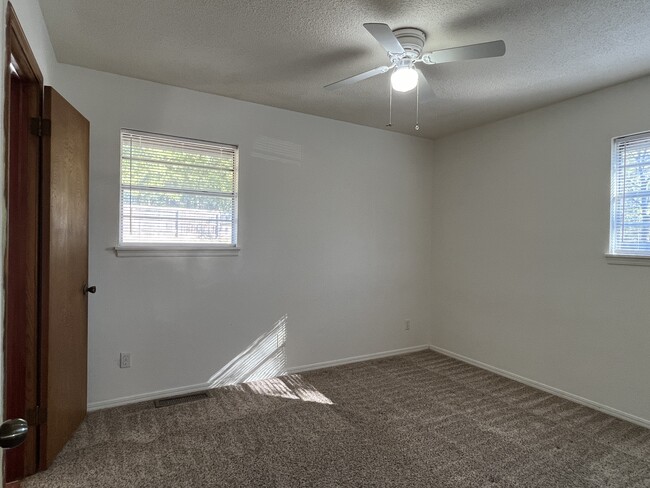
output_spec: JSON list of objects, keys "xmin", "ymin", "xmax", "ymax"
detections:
[
  {"xmin": 114, "ymin": 245, "xmax": 240, "ymax": 257},
  {"xmin": 605, "ymin": 254, "xmax": 650, "ymax": 267}
]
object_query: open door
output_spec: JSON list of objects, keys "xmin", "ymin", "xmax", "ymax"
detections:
[
  {"xmin": 39, "ymin": 86, "xmax": 90, "ymax": 469},
  {"xmin": 4, "ymin": 3, "xmax": 43, "ymax": 482},
  {"xmin": 4, "ymin": 6, "xmax": 91, "ymax": 481}
]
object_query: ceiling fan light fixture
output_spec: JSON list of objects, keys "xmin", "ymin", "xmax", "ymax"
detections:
[{"xmin": 390, "ymin": 66, "xmax": 418, "ymax": 92}]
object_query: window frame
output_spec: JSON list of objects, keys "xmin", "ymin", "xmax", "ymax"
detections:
[
  {"xmin": 114, "ymin": 129, "xmax": 240, "ymax": 257},
  {"xmin": 606, "ymin": 130, "xmax": 650, "ymax": 266}
]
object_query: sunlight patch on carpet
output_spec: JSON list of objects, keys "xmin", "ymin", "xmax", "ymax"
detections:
[{"xmin": 247, "ymin": 374, "xmax": 333, "ymax": 404}]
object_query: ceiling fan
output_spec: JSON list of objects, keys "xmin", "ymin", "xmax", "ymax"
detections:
[{"xmin": 325, "ymin": 23, "xmax": 506, "ymax": 102}]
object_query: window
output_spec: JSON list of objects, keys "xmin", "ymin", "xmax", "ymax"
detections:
[
  {"xmin": 117, "ymin": 129, "xmax": 239, "ymax": 256},
  {"xmin": 609, "ymin": 131, "xmax": 650, "ymax": 260}
]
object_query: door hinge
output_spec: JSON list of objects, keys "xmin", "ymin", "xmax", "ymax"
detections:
[
  {"xmin": 30, "ymin": 117, "xmax": 51, "ymax": 137},
  {"xmin": 26, "ymin": 405, "xmax": 47, "ymax": 426}
]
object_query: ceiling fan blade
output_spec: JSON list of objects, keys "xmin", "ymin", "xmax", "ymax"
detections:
[
  {"xmin": 421, "ymin": 40, "xmax": 505, "ymax": 65},
  {"xmin": 363, "ymin": 23, "xmax": 405, "ymax": 54},
  {"xmin": 324, "ymin": 65, "xmax": 391, "ymax": 90},
  {"xmin": 416, "ymin": 69, "xmax": 435, "ymax": 104}
]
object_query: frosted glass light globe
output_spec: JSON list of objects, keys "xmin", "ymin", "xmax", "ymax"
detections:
[{"xmin": 390, "ymin": 67, "xmax": 418, "ymax": 92}]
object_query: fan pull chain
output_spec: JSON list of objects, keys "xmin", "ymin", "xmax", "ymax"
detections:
[
  {"xmin": 415, "ymin": 82, "xmax": 420, "ymax": 131},
  {"xmin": 386, "ymin": 78, "xmax": 393, "ymax": 127}
]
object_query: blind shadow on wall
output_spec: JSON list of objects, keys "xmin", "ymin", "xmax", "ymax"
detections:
[{"xmin": 208, "ymin": 315, "xmax": 288, "ymax": 388}]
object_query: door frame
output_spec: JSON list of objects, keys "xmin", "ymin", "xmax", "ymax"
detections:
[{"xmin": 3, "ymin": 2, "xmax": 43, "ymax": 483}]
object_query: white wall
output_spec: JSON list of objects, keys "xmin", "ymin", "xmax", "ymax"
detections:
[
  {"xmin": 7, "ymin": 0, "xmax": 650, "ymax": 426},
  {"xmin": 54, "ymin": 64, "xmax": 435, "ymax": 406},
  {"xmin": 430, "ymin": 75, "xmax": 650, "ymax": 422}
]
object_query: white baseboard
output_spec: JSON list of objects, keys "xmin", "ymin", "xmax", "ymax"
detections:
[
  {"xmin": 284, "ymin": 344, "xmax": 431, "ymax": 374},
  {"xmin": 89, "ymin": 343, "xmax": 649, "ymax": 430},
  {"xmin": 429, "ymin": 344, "xmax": 650, "ymax": 429},
  {"xmin": 88, "ymin": 381, "xmax": 210, "ymax": 412},
  {"xmin": 87, "ymin": 344, "xmax": 430, "ymax": 412}
]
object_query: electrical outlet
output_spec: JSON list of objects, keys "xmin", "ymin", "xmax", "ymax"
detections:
[
  {"xmin": 405, "ymin": 320, "xmax": 411, "ymax": 331},
  {"xmin": 119, "ymin": 352, "xmax": 131, "ymax": 369}
]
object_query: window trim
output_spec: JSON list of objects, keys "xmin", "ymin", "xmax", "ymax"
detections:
[
  {"xmin": 114, "ymin": 244, "xmax": 240, "ymax": 257},
  {"xmin": 605, "ymin": 254, "xmax": 650, "ymax": 266},
  {"xmin": 607, "ymin": 130, "xmax": 650, "ymax": 264},
  {"xmin": 115, "ymin": 129, "xmax": 240, "ymax": 257}
]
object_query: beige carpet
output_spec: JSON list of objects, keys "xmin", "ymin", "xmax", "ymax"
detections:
[{"xmin": 24, "ymin": 351, "xmax": 650, "ymax": 487}]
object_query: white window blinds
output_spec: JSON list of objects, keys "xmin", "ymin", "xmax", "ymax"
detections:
[
  {"xmin": 610, "ymin": 132, "xmax": 650, "ymax": 256},
  {"xmin": 120, "ymin": 130, "xmax": 238, "ymax": 246}
]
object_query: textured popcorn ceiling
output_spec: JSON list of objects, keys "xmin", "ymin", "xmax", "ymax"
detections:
[{"xmin": 39, "ymin": 0, "xmax": 650, "ymax": 140}]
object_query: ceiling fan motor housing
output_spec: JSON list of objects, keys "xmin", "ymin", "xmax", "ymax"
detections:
[{"xmin": 392, "ymin": 28, "xmax": 426, "ymax": 60}]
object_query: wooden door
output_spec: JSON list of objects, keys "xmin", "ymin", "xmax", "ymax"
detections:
[
  {"xmin": 39, "ymin": 86, "xmax": 90, "ymax": 469},
  {"xmin": 5, "ymin": 69, "xmax": 40, "ymax": 485},
  {"xmin": 4, "ymin": 4, "xmax": 44, "ymax": 482}
]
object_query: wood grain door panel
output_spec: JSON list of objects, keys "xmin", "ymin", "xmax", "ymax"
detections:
[
  {"xmin": 5, "ymin": 72, "xmax": 40, "ymax": 483},
  {"xmin": 40, "ymin": 86, "xmax": 90, "ymax": 468}
]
